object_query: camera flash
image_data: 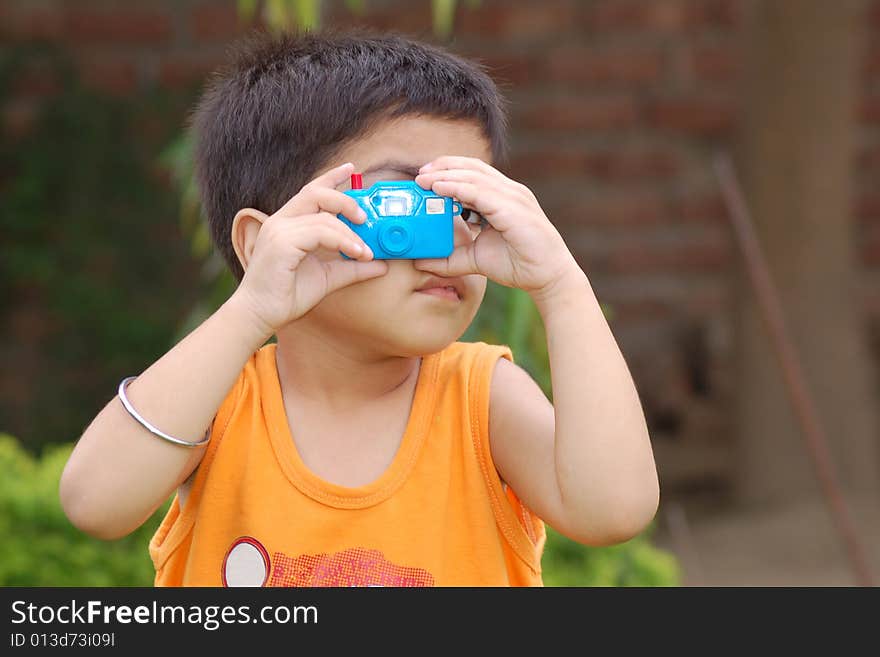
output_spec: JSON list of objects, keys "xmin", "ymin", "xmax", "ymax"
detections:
[{"xmin": 426, "ymin": 198, "xmax": 444, "ymax": 214}]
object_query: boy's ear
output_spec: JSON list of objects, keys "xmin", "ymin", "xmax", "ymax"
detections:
[{"xmin": 231, "ymin": 208, "xmax": 270, "ymax": 273}]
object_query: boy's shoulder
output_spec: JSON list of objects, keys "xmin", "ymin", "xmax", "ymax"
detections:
[{"xmin": 440, "ymin": 339, "xmax": 513, "ymax": 364}]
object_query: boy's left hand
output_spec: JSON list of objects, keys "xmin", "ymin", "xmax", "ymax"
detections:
[{"xmin": 414, "ymin": 156, "xmax": 582, "ymax": 299}]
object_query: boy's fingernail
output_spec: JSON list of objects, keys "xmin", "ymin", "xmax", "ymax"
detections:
[{"xmin": 420, "ymin": 163, "xmax": 432, "ymax": 172}]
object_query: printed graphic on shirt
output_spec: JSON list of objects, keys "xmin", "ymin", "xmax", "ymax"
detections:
[{"xmin": 221, "ymin": 537, "xmax": 434, "ymax": 587}]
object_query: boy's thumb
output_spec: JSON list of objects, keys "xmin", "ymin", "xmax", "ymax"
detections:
[
  {"xmin": 324, "ymin": 259, "xmax": 389, "ymax": 293},
  {"xmin": 414, "ymin": 246, "xmax": 478, "ymax": 278}
]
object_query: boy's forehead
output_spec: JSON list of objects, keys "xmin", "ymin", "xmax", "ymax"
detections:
[{"xmin": 334, "ymin": 115, "xmax": 492, "ymax": 186}]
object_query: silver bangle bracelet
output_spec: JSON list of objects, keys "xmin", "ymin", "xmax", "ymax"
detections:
[{"xmin": 117, "ymin": 376, "xmax": 211, "ymax": 448}]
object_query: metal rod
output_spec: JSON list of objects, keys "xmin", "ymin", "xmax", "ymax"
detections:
[{"xmin": 712, "ymin": 151, "xmax": 874, "ymax": 587}]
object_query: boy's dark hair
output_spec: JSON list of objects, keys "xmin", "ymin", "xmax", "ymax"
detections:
[{"xmin": 192, "ymin": 29, "xmax": 509, "ymax": 282}]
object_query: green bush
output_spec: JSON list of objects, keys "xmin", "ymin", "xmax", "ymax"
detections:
[
  {"xmin": 542, "ymin": 527, "xmax": 679, "ymax": 587},
  {"xmin": 0, "ymin": 434, "xmax": 167, "ymax": 586}
]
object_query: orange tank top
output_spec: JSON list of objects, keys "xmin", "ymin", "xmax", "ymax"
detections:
[{"xmin": 149, "ymin": 340, "xmax": 545, "ymax": 586}]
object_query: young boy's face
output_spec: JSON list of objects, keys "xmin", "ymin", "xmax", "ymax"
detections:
[{"xmin": 297, "ymin": 114, "xmax": 492, "ymax": 357}]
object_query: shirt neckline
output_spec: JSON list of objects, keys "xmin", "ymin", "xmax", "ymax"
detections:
[{"xmin": 262, "ymin": 343, "xmax": 441, "ymax": 509}]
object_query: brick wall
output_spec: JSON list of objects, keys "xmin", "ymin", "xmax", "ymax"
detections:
[{"xmin": 2, "ymin": 0, "xmax": 878, "ymax": 495}]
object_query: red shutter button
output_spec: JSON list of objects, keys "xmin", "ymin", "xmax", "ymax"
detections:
[{"xmin": 350, "ymin": 173, "xmax": 363, "ymax": 190}]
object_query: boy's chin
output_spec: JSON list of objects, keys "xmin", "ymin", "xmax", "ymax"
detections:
[{"xmin": 384, "ymin": 328, "xmax": 465, "ymax": 358}]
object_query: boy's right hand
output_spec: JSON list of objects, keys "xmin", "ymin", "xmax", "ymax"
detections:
[{"xmin": 232, "ymin": 162, "xmax": 388, "ymax": 336}]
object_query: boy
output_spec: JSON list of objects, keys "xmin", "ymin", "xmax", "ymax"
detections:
[{"xmin": 60, "ymin": 30, "xmax": 659, "ymax": 587}]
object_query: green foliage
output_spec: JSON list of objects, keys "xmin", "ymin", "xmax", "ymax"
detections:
[
  {"xmin": 0, "ymin": 45, "xmax": 198, "ymax": 452},
  {"xmin": 0, "ymin": 434, "xmax": 167, "ymax": 586},
  {"xmin": 542, "ymin": 527, "xmax": 679, "ymax": 587},
  {"xmin": 237, "ymin": 0, "xmax": 482, "ymax": 37},
  {"xmin": 462, "ymin": 281, "xmax": 551, "ymax": 395},
  {"xmin": 159, "ymin": 130, "xmax": 239, "ymax": 344}
]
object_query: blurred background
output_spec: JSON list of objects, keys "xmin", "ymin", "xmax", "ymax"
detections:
[{"xmin": 1, "ymin": 0, "xmax": 878, "ymax": 586}]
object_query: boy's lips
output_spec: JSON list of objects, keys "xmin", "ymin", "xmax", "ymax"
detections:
[{"xmin": 415, "ymin": 275, "xmax": 464, "ymax": 300}]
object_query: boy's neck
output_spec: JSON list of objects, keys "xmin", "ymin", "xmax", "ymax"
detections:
[{"xmin": 274, "ymin": 324, "xmax": 421, "ymax": 411}]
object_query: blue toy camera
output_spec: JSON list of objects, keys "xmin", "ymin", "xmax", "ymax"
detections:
[{"xmin": 337, "ymin": 174, "xmax": 461, "ymax": 260}]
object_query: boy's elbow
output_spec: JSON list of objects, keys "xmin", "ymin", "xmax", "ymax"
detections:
[
  {"xmin": 59, "ymin": 466, "xmax": 134, "ymax": 541},
  {"xmin": 563, "ymin": 482, "xmax": 660, "ymax": 547},
  {"xmin": 61, "ymin": 496, "xmax": 135, "ymax": 541},
  {"xmin": 610, "ymin": 486, "xmax": 660, "ymax": 544},
  {"xmin": 599, "ymin": 467, "xmax": 661, "ymax": 544},
  {"xmin": 68, "ymin": 512, "xmax": 135, "ymax": 541}
]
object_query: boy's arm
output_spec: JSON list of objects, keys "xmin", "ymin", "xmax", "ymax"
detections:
[
  {"xmin": 62, "ymin": 161, "xmax": 385, "ymax": 541},
  {"xmin": 59, "ymin": 292, "xmax": 272, "ymax": 540},
  {"xmin": 412, "ymin": 156, "xmax": 658, "ymax": 548},
  {"xmin": 488, "ymin": 269, "xmax": 660, "ymax": 546}
]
